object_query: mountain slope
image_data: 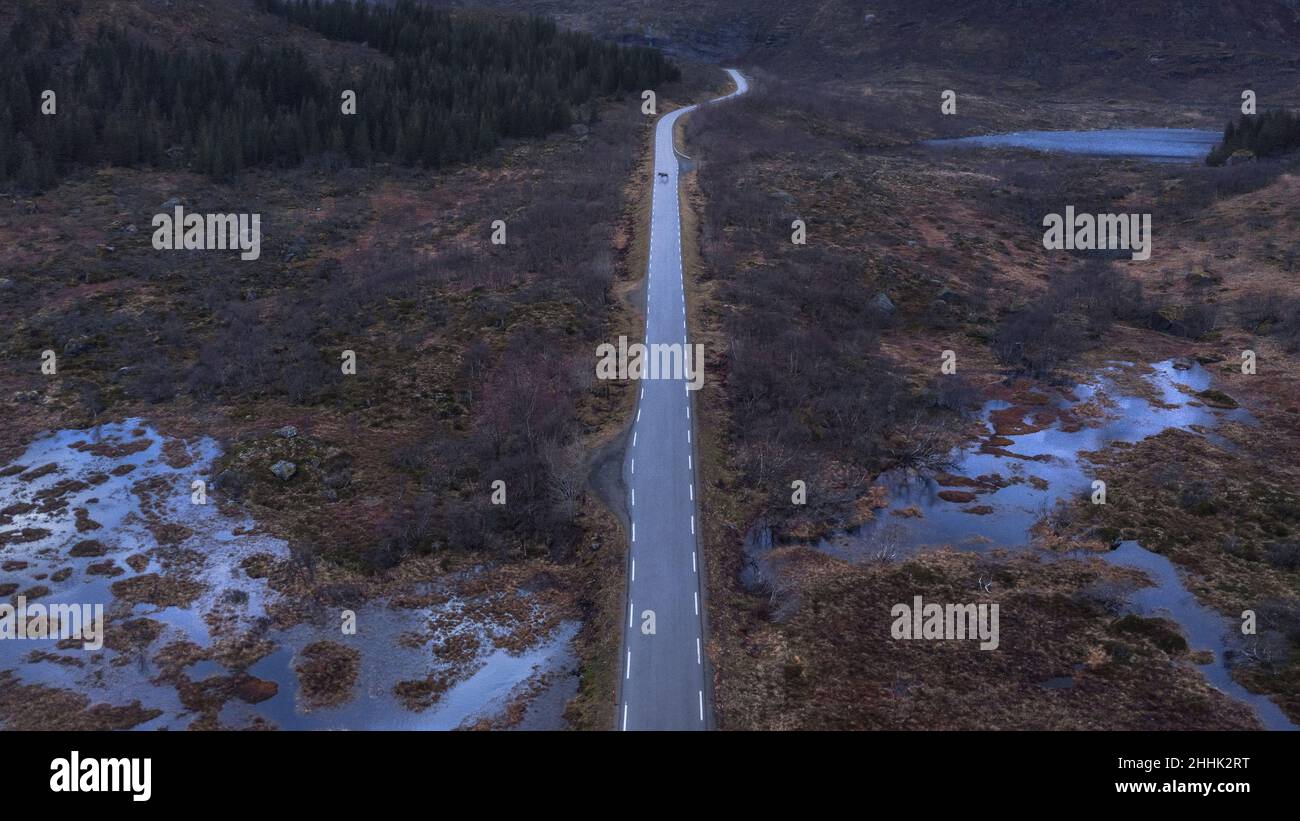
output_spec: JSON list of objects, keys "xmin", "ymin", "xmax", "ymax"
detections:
[{"xmin": 436, "ymin": 0, "xmax": 1300, "ymax": 99}]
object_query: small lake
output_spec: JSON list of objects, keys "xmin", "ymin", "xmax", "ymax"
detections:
[
  {"xmin": 809, "ymin": 360, "xmax": 1249, "ymax": 560},
  {"xmin": 0, "ymin": 420, "xmax": 578, "ymax": 730},
  {"xmin": 218, "ymin": 617, "xmax": 579, "ymax": 731},
  {"xmin": 744, "ymin": 360, "xmax": 1295, "ymax": 730},
  {"xmin": 925, "ymin": 128, "xmax": 1219, "ymax": 162}
]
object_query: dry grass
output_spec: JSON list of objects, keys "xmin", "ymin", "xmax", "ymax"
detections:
[
  {"xmin": 716, "ymin": 548, "xmax": 1261, "ymax": 730},
  {"xmin": 685, "ymin": 66, "xmax": 1300, "ymax": 728}
]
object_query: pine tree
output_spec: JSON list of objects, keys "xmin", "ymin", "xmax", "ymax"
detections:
[{"xmin": 1, "ymin": 0, "xmax": 681, "ymax": 184}]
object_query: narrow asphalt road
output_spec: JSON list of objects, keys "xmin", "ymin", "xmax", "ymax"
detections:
[{"xmin": 619, "ymin": 69, "xmax": 749, "ymax": 731}]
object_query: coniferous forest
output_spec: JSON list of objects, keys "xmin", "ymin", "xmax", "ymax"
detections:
[
  {"xmin": 0, "ymin": 0, "xmax": 679, "ymax": 190},
  {"xmin": 1208, "ymin": 109, "xmax": 1300, "ymax": 166}
]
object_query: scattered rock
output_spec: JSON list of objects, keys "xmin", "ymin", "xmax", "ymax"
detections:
[
  {"xmin": 270, "ymin": 461, "xmax": 297, "ymax": 481},
  {"xmin": 870, "ymin": 292, "xmax": 896, "ymax": 315},
  {"xmin": 213, "ymin": 468, "xmax": 249, "ymax": 499},
  {"xmin": 63, "ymin": 336, "xmax": 94, "ymax": 355},
  {"xmin": 274, "ymin": 425, "xmax": 298, "ymax": 440}
]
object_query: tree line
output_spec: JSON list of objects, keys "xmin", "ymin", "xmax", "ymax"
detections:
[
  {"xmin": 0, "ymin": 0, "xmax": 678, "ymax": 189},
  {"xmin": 1208, "ymin": 109, "xmax": 1300, "ymax": 166}
]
